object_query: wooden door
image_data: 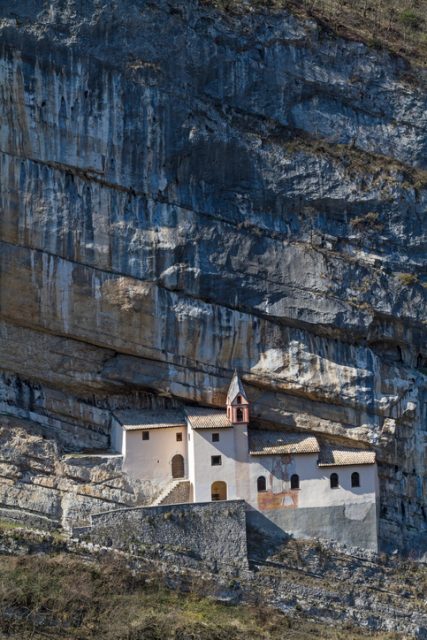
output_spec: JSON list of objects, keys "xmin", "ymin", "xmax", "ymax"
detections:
[{"xmin": 171, "ymin": 454, "xmax": 184, "ymax": 479}]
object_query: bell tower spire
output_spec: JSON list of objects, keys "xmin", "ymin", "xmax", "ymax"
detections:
[{"xmin": 226, "ymin": 370, "xmax": 249, "ymax": 424}]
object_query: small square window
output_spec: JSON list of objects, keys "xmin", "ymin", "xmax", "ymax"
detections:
[
  {"xmin": 212, "ymin": 433, "xmax": 220, "ymax": 442},
  {"xmin": 176, "ymin": 433, "xmax": 183, "ymax": 442},
  {"xmin": 142, "ymin": 431, "xmax": 149, "ymax": 441},
  {"xmin": 211, "ymin": 455, "xmax": 222, "ymax": 466}
]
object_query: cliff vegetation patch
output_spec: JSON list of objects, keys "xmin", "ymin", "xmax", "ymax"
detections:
[{"xmin": 201, "ymin": 0, "xmax": 427, "ymax": 66}]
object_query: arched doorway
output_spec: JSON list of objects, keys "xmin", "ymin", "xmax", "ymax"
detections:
[
  {"xmin": 171, "ymin": 454, "xmax": 184, "ymax": 479},
  {"xmin": 211, "ymin": 481, "xmax": 227, "ymax": 501}
]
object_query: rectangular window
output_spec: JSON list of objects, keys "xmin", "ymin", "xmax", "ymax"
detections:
[
  {"xmin": 142, "ymin": 431, "xmax": 149, "ymax": 441},
  {"xmin": 211, "ymin": 455, "xmax": 222, "ymax": 466},
  {"xmin": 176, "ymin": 433, "xmax": 183, "ymax": 442},
  {"xmin": 212, "ymin": 433, "xmax": 220, "ymax": 442}
]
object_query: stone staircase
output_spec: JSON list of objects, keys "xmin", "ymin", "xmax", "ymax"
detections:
[{"xmin": 151, "ymin": 480, "xmax": 191, "ymax": 506}]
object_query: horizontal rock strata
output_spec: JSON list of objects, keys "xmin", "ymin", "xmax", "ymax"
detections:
[{"xmin": 0, "ymin": 0, "xmax": 426, "ymax": 553}]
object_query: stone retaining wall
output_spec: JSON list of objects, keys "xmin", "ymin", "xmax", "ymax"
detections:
[{"xmin": 75, "ymin": 500, "xmax": 248, "ymax": 568}]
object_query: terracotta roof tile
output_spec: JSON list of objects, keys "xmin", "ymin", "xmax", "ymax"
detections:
[
  {"xmin": 318, "ymin": 445, "xmax": 376, "ymax": 467},
  {"xmin": 185, "ymin": 407, "xmax": 232, "ymax": 429},
  {"xmin": 249, "ymin": 431, "xmax": 320, "ymax": 455},
  {"xmin": 114, "ymin": 410, "xmax": 186, "ymax": 431}
]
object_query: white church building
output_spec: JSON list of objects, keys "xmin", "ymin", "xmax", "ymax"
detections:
[{"xmin": 112, "ymin": 373, "xmax": 379, "ymax": 550}]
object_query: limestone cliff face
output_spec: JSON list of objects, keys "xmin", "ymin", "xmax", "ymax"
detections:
[{"xmin": 0, "ymin": 0, "xmax": 426, "ymax": 553}]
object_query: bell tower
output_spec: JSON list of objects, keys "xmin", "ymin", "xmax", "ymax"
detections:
[{"xmin": 226, "ymin": 370, "xmax": 249, "ymax": 424}]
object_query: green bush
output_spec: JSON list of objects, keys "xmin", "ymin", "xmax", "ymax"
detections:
[
  {"xmin": 396, "ymin": 272, "xmax": 419, "ymax": 286},
  {"xmin": 399, "ymin": 10, "xmax": 421, "ymax": 30}
]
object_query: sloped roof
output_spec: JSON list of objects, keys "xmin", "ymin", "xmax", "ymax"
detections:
[
  {"xmin": 185, "ymin": 407, "xmax": 232, "ymax": 429},
  {"xmin": 318, "ymin": 444, "xmax": 376, "ymax": 467},
  {"xmin": 114, "ymin": 410, "xmax": 186, "ymax": 431},
  {"xmin": 249, "ymin": 430, "xmax": 320, "ymax": 456},
  {"xmin": 226, "ymin": 371, "xmax": 248, "ymax": 404}
]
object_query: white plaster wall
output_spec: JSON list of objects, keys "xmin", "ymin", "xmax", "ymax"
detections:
[
  {"xmin": 233, "ymin": 423, "xmax": 251, "ymax": 499},
  {"xmin": 244, "ymin": 454, "xmax": 377, "ymax": 509},
  {"xmin": 123, "ymin": 427, "xmax": 187, "ymax": 484},
  {"xmin": 111, "ymin": 419, "xmax": 125, "ymax": 455},
  {"xmin": 119, "ymin": 418, "xmax": 377, "ymax": 516},
  {"xmin": 191, "ymin": 428, "xmax": 238, "ymax": 502},
  {"xmin": 188, "ymin": 423, "xmax": 195, "ymax": 496}
]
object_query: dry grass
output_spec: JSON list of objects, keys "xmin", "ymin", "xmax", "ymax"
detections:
[
  {"xmin": 201, "ymin": 0, "xmax": 427, "ymax": 67},
  {"xmin": 0, "ymin": 553, "xmax": 404, "ymax": 640},
  {"xmin": 350, "ymin": 211, "xmax": 384, "ymax": 231}
]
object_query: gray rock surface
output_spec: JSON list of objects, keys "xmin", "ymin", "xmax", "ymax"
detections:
[
  {"xmin": 0, "ymin": 409, "xmax": 149, "ymax": 529},
  {"xmin": 0, "ymin": 0, "xmax": 426, "ymax": 554}
]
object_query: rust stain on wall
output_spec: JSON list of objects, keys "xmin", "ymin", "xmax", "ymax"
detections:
[{"xmin": 257, "ymin": 489, "xmax": 299, "ymax": 511}]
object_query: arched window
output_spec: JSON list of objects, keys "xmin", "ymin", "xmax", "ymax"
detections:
[
  {"xmin": 330, "ymin": 473, "xmax": 339, "ymax": 489},
  {"xmin": 236, "ymin": 408, "xmax": 243, "ymax": 422},
  {"xmin": 351, "ymin": 472, "xmax": 360, "ymax": 488},
  {"xmin": 257, "ymin": 476, "xmax": 266, "ymax": 492},
  {"xmin": 237, "ymin": 395, "xmax": 242, "ymax": 404},
  {"xmin": 290, "ymin": 474, "xmax": 300, "ymax": 490}
]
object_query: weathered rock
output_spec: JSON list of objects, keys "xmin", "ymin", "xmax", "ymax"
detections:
[
  {"xmin": 0, "ymin": 0, "xmax": 425, "ymax": 554},
  {"xmin": 0, "ymin": 414, "xmax": 150, "ymax": 529}
]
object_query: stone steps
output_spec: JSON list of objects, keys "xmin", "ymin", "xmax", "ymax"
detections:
[{"xmin": 151, "ymin": 480, "xmax": 190, "ymax": 506}]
